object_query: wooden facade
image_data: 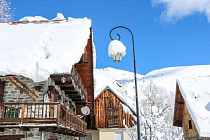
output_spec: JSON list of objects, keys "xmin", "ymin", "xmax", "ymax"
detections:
[
  {"xmin": 182, "ymin": 103, "xmax": 199, "ymax": 139},
  {"xmin": 173, "ymin": 82, "xmax": 209, "ymax": 140},
  {"xmin": 95, "ymin": 88, "xmax": 135, "ymax": 128},
  {"xmin": 74, "ymin": 31, "xmax": 95, "ymax": 129},
  {"xmin": 173, "ymin": 83, "xmax": 185, "ymax": 127}
]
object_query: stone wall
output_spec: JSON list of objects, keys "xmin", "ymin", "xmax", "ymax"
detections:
[
  {"xmin": 1, "ymin": 128, "xmax": 75, "ymax": 140},
  {"xmin": 1, "ymin": 76, "xmax": 46, "ymax": 103}
]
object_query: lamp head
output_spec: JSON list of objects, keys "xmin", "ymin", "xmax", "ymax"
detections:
[{"xmin": 108, "ymin": 40, "xmax": 126, "ymax": 63}]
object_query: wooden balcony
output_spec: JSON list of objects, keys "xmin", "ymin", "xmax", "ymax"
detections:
[
  {"xmin": 0, "ymin": 103, "xmax": 87, "ymax": 136},
  {"xmin": 50, "ymin": 66, "xmax": 88, "ymax": 105}
]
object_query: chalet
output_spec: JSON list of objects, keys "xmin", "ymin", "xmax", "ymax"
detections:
[
  {"xmin": 0, "ymin": 14, "xmax": 95, "ymax": 140},
  {"xmin": 173, "ymin": 76, "xmax": 210, "ymax": 140},
  {"xmin": 86, "ymin": 73, "xmax": 136, "ymax": 140}
]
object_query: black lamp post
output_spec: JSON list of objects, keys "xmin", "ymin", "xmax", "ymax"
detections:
[{"xmin": 109, "ymin": 26, "xmax": 141, "ymax": 140}]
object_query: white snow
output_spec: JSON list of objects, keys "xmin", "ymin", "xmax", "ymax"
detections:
[
  {"xmin": 19, "ymin": 16, "xmax": 48, "ymax": 22},
  {"xmin": 108, "ymin": 40, "xmax": 126, "ymax": 62},
  {"xmin": 0, "ymin": 14, "xmax": 91, "ymax": 82},
  {"xmin": 95, "ymin": 67, "xmax": 143, "ymax": 81},
  {"xmin": 53, "ymin": 13, "xmax": 65, "ymax": 20},
  {"xmin": 177, "ymin": 76, "xmax": 210, "ymax": 137}
]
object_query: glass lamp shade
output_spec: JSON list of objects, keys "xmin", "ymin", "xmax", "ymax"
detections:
[{"xmin": 111, "ymin": 52, "xmax": 124, "ymax": 62}]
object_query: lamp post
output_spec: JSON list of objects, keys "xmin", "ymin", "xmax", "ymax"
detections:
[{"xmin": 108, "ymin": 26, "xmax": 141, "ymax": 140}]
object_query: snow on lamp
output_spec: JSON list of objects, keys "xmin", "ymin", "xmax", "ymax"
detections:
[{"xmin": 108, "ymin": 40, "xmax": 126, "ymax": 62}]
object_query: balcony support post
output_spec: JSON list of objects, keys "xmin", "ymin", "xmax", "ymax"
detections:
[{"xmin": 21, "ymin": 104, "xmax": 25, "ymax": 124}]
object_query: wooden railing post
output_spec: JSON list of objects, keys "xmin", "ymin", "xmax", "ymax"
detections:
[
  {"xmin": 21, "ymin": 104, "xmax": 25, "ymax": 124},
  {"xmin": 65, "ymin": 109, "xmax": 67, "ymax": 127},
  {"xmin": 57, "ymin": 103, "xmax": 60, "ymax": 126}
]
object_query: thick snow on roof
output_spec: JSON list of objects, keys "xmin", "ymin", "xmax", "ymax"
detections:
[
  {"xmin": 177, "ymin": 76, "xmax": 210, "ymax": 137},
  {"xmin": 94, "ymin": 72, "xmax": 136, "ymax": 114},
  {"xmin": 0, "ymin": 14, "xmax": 91, "ymax": 82}
]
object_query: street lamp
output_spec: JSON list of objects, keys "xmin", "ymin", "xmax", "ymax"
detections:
[{"xmin": 108, "ymin": 26, "xmax": 141, "ymax": 140}]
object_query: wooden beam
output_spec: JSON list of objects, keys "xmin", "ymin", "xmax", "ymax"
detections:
[
  {"xmin": 12, "ymin": 77, "xmax": 38, "ymax": 98},
  {"xmin": 50, "ymin": 74, "xmax": 73, "ymax": 85},
  {"xmin": 58, "ymin": 84, "xmax": 74, "ymax": 90},
  {"xmin": 5, "ymin": 77, "xmax": 36, "ymax": 101},
  {"xmin": 175, "ymin": 101, "xmax": 184, "ymax": 104}
]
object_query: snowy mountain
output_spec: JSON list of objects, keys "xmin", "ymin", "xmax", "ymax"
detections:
[
  {"xmin": 95, "ymin": 65, "xmax": 210, "ymax": 102},
  {"xmin": 95, "ymin": 67, "xmax": 143, "ymax": 85}
]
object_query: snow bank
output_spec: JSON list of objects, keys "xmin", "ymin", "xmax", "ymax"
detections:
[
  {"xmin": 177, "ymin": 76, "xmax": 210, "ymax": 137},
  {"xmin": 19, "ymin": 16, "xmax": 48, "ymax": 22},
  {"xmin": 0, "ymin": 14, "xmax": 91, "ymax": 82}
]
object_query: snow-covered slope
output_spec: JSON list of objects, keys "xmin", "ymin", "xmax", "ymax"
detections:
[
  {"xmin": 95, "ymin": 65, "xmax": 210, "ymax": 112},
  {"xmin": 143, "ymin": 65, "xmax": 210, "ymax": 91},
  {"xmin": 95, "ymin": 67, "xmax": 143, "ymax": 80},
  {"xmin": 95, "ymin": 67, "xmax": 143, "ymax": 86}
]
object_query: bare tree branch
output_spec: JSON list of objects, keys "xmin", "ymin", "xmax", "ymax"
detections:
[{"xmin": 0, "ymin": 0, "xmax": 14, "ymax": 22}]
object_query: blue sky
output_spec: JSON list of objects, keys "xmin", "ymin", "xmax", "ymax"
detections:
[{"xmin": 10, "ymin": 0, "xmax": 210, "ymax": 74}]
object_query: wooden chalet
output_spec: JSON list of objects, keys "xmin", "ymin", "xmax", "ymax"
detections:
[
  {"xmin": 0, "ymin": 16, "xmax": 95, "ymax": 140},
  {"xmin": 95, "ymin": 86, "xmax": 136, "ymax": 129},
  {"xmin": 173, "ymin": 77, "xmax": 210, "ymax": 140}
]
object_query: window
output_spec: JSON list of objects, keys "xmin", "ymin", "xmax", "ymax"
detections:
[
  {"xmin": 188, "ymin": 120, "xmax": 192, "ymax": 129},
  {"xmin": 115, "ymin": 131, "xmax": 124, "ymax": 140},
  {"xmin": 80, "ymin": 134, "xmax": 92, "ymax": 140}
]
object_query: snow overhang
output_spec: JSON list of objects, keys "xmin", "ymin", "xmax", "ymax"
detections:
[{"xmin": 0, "ymin": 15, "xmax": 91, "ymax": 82}]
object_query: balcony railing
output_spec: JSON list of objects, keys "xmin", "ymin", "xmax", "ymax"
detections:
[
  {"xmin": 0, "ymin": 103, "xmax": 87, "ymax": 136},
  {"xmin": 71, "ymin": 66, "xmax": 88, "ymax": 101}
]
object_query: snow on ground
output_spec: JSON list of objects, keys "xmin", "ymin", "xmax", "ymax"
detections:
[
  {"xmin": 0, "ymin": 13, "xmax": 91, "ymax": 82},
  {"xmin": 177, "ymin": 76, "xmax": 210, "ymax": 137}
]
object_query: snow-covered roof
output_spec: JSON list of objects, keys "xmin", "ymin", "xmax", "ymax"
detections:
[
  {"xmin": 0, "ymin": 13, "xmax": 91, "ymax": 82},
  {"xmin": 177, "ymin": 76, "xmax": 210, "ymax": 137},
  {"xmin": 94, "ymin": 72, "xmax": 136, "ymax": 115}
]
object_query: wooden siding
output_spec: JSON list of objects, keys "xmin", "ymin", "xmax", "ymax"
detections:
[
  {"xmin": 173, "ymin": 83, "xmax": 184, "ymax": 127},
  {"xmin": 74, "ymin": 31, "xmax": 95, "ymax": 129},
  {"xmin": 182, "ymin": 103, "xmax": 199, "ymax": 139},
  {"xmin": 95, "ymin": 89, "xmax": 135, "ymax": 128}
]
